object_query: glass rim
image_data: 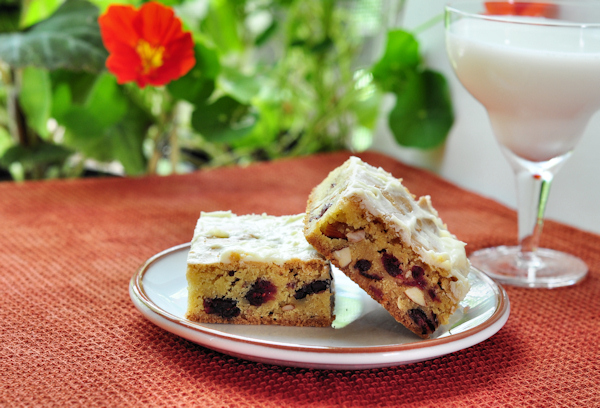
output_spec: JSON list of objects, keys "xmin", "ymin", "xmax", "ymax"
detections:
[{"xmin": 445, "ymin": 0, "xmax": 600, "ymax": 28}]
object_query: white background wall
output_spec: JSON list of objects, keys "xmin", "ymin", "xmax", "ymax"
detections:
[{"xmin": 371, "ymin": 0, "xmax": 600, "ymax": 235}]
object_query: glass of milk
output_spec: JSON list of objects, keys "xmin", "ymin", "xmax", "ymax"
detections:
[{"xmin": 445, "ymin": 1, "xmax": 600, "ymax": 288}]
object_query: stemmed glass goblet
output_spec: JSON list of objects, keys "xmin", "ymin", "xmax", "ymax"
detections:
[{"xmin": 445, "ymin": 1, "xmax": 600, "ymax": 287}]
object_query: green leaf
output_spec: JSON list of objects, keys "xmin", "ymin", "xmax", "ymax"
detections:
[
  {"xmin": 218, "ymin": 67, "xmax": 261, "ymax": 105},
  {"xmin": 81, "ymin": 74, "xmax": 127, "ymax": 125},
  {"xmin": 192, "ymin": 96, "xmax": 258, "ymax": 143},
  {"xmin": 202, "ymin": 0, "xmax": 243, "ymax": 54},
  {"xmin": 0, "ymin": 124, "xmax": 12, "ymax": 156},
  {"xmin": 154, "ymin": 0, "xmax": 185, "ymax": 7},
  {"xmin": 0, "ymin": 141, "xmax": 72, "ymax": 169},
  {"xmin": 19, "ymin": 66, "xmax": 52, "ymax": 138},
  {"xmin": 194, "ymin": 40, "xmax": 221, "ymax": 79},
  {"xmin": 57, "ymin": 74, "xmax": 127, "ymax": 132},
  {"xmin": 350, "ymin": 75, "xmax": 384, "ymax": 130},
  {"xmin": 0, "ymin": 0, "xmax": 108, "ymax": 72},
  {"xmin": 230, "ymin": 99, "xmax": 279, "ymax": 150},
  {"xmin": 102, "ymin": 106, "xmax": 150, "ymax": 175},
  {"xmin": 371, "ymin": 30, "xmax": 421, "ymax": 93},
  {"xmin": 169, "ymin": 75, "xmax": 215, "ymax": 106},
  {"xmin": 388, "ymin": 69, "xmax": 454, "ymax": 149},
  {"xmin": 20, "ymin": 0, "xmax": 62, "ymax": 28},
  {"xmin": 50, "ymin": 82, "xmax": 72, "ymax": 121},
  {"xmin": 56, "ymin": 73, "xmax": 150, "ymax": 175},
  {"xmin": 51, "ymin": 69, "xmax": 99, "ymax": 105}
]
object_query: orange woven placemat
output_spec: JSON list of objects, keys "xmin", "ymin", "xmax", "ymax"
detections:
[{"xmin": 1, "ymin": 151, "xmax": 598, "ymax": 407}]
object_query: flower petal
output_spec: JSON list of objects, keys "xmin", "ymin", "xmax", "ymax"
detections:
[
  {"xmin": 105, "ymin": 48, "xmax": 141, "ymax": 85},
  {"xmin": 484, "ymin": 2, "xmax": 558, "ymax": 17},
  {"xmin": 99, "ymin": 5, "xmax": 139, "ymax": 50},
  {"xmin": 136, "ymin": 2, "xmax": 180, "ymax": 46}
]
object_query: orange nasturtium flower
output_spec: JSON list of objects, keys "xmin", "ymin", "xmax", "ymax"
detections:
[
  {"xmin": 98, "ymin": 2, "xmax": 195, "ymax": 88},
  {"xmin": 484, "ymin": 2, "xmax": 558, "ymax": 18}
]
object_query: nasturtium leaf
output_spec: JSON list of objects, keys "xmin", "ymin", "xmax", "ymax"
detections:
[
  {"xmin": 0, "ymin": 125, "xmax": 13, "ymax": 156},
  {"xmin": 0, "ymin": 0, "xmax": 108, "ymax": 72},
  {"xmin": 351, "ymin": 82, "xmax": 384, "ymax": 130},
  {"xmin": 218, "ymin": 67, "xmax": 262, "ymax": 105},
  {"xmin": 202, "ymin": 0, "xmax": 243, "ymax": 53},
  {"xmin": 229, "ymin": 99, "xmax": 279, "ymax": 150},
  {"xmin": 388, "ymin": 69, "xmax": 453, "ymax": 149},
  {"xmin": 154, "ymin": 0, "xmax": 184, "ymax": 7},
  {"xmin": 19, "ymin": 66, "xmax": 52, "ymax": 139},
  {"xmin": 102, "ymin": 106, "xmax": 150, "ymax": 175},
  {"xmin": 59, "ymin": 73, "xmax": 128, "ymax": 132},
  {"xmin": 168, "ymin": 76, "xmax": 215, "ymax": 106},
  {"xmin": 0, "ymin": 141, "xmax": 73, "ymax": 169},
  {"xmin": 59, "ymin": 80, "xmax": 123, "ymax": 146},
  {"xmin": 193, "ymin": 41, "xmax": 221, "ymax": 80},
  {"xmin": 50, "ymin": 82, "xmax": 72, "ymax": 121},
  {"xmin": 371, "ymin": 29, "xmax": 421, "ymax": 93},
  {"xmin": 56, "ymin": 73, "xmax": 150, "ymax": 175},
  {"xmin": 51, "ymin": 69, "xmax": 99, "ymax": 105},
  {"xmin": 192, "ymin": 96, "xmax": 258, "ymax": 143},
  {"xmin": 20, "ymin": 0, "xmax": 62, "ymax": 28}
]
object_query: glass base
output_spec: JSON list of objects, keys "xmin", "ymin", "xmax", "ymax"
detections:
[{"xmin": 470, "ymin": 246, "xmax": 588, "ymax": 288}]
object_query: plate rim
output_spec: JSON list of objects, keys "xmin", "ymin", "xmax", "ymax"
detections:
[{"xmin": 130, "ymin": 243, "xmax": 510, "ymax": 355}]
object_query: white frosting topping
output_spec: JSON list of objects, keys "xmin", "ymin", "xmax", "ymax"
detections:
[
  {"xmin": 316, "ymin": 157, "xmax": 471, "ymax": 299},
  {"xmin": 188, "ymin": 211, "xmax": 323, "ymax": 265}
]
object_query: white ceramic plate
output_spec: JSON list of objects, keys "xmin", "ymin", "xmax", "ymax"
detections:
[{"xmin": 130, "ymin": 243, "xmax": 510, "ymax": 370}]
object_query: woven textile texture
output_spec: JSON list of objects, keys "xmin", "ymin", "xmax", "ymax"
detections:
[{"xmin": 1, "ymin": 151, "xmax": 598, "ymax": 407}]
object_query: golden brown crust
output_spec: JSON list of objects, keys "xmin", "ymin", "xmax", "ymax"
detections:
[{"xmin": 185, "ymin": 312, "xmax": 334, "ymax": 327}]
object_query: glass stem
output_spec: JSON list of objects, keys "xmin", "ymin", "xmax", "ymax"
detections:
[{"xmin": 515, "ymin": 169, "xmax": 553, "ymax": 255}]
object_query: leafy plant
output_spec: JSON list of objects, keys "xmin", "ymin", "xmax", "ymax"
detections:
[
  {"xmin": 0, "ymin": 0, "xmax": 453, "ymax": 181},
  {"xmin": 372, "ymin": 29, "xmax": 454, "ymax": 149}
]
